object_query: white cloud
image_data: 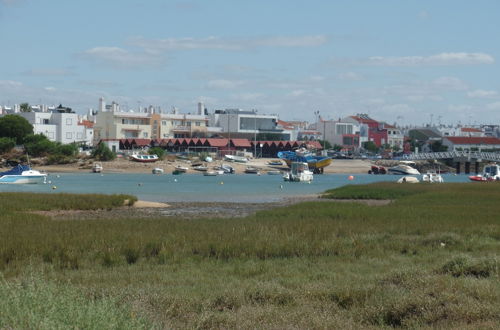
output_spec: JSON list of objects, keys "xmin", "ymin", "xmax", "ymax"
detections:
[
  {"xmin": 467, "ymin": 89, "xmax": 498, "ymax": 98},
  {"xmin": 486, "ymin": 102, "xmax": 500, "ymax": 110},
  {"xmin": 287, "ymin": 90, "xmax": 306, "ymax": 97},
  {"xmin": 336, "ymin": 52, "xmax": 495, "ymax": 66},
  {"xmin": 448, "ymin": 104, "xmax": 473, "ymax": 112},
  {"xmin": 80, "ymin": 47, "xmax": 164, "ymax": 68},
  {"xmin": 130, "ymin": 35, "xmax": 327, "ymax": 52},
  {"xmin": 0, "ymin": 80, "xmax": 22, "ymax": 87},
  {"xmin": 206, "ymin": 79, "xmax": 244, "ymax": 89},
  {"xmin": 44, "ymin": 86, "xmax": 56, "ymax": 91},
  {"xmin": 432, "ymin": 76, "xmax": 468, "ymax": 90},
  {"xmin": 337, "ymin": 72, "xmax": 364, "ymax": 81}
]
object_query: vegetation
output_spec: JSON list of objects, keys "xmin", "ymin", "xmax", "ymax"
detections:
[
  {"xmin": 91, "ymin": 142, "xmax": 116, "ymax": 161},
  {"xmin": 148, "ymin": 147, "xmax": 165, "ymax": 159},
  {"xmin": 362, "ymin": 140, "xmax": 378, "ymax": 153},
  {"xmin": 0, "ymin": 184, "xmax": 498, "ymax": 328},
  {"xmin": 19, "ymin": 102, "xmax": 31, "ymax": 113},
  {"xmin": 0, "ymin": 137, "xmax": 15, "ymax": 154},
  {"xmin": 0, "ymin": 114, "xmax": 33, "ymax": 144}
]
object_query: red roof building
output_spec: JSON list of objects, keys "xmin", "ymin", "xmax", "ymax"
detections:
[{"xmin": 443, "ymin": 136, "xmax": 500, "ymax": 151}]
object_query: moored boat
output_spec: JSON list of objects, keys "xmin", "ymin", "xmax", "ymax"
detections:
[
  {"xmin": 469, "ymin": 163, "xmax": 500, "ymax": 182},
  {"xmin": 368, "ymin": 165, "xmax": 386, "ymax": 174},
  {"xmin": 397, "ymin": 176, "xmax": 419, "ymax": 183},
  {"xmin": 422, "ymin": 171, "xmax": 443, "ymax": 183},
  {"xmin": 224, "ymin": 154, "xmax": 249, "ymax": 163},
  {"xmin": 174, "ymin": 165, "xmax": 188, "ymax": 173},
  {"xmin": 388, "ymin": 161, "xmax": 420, "ymax": 175},
  {"xmin": 244, "ymin": 166, "xmax": 260, "ymax": 174},
  {"xmin": 130, "ymin": 154, "xmax": 159, "ymax": 163},
  {"xmin": 277, "ymin": 149, "xmax": 332, "ymax": 174},
  {"xmin": 283, "ymin": 162, "xmax": 313, "ymax": 182},
  {"xmin": 152, "ymin": 167, "xmax": 164, "ymax": 174},
  {"xmin": 0, "ymin": 164, "xmax": 47, "ymax": 184},
  {"xmin": 92, "ymin": 162, "xmax": 103, "ymax": 173}
]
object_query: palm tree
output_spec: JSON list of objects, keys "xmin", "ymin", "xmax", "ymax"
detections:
[{"xmin": 20, "ymin": 103, "xmax": 31, "ymax": 112}]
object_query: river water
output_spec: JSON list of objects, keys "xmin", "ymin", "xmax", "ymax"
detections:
[{"xmin": 0, "ymin": 173, "xmax": 471, "ymax": 203}]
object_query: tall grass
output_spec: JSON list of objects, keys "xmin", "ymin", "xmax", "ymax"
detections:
[{"xmin": 0, "ymin": 184, "xmax": 499, "ymax": 328}]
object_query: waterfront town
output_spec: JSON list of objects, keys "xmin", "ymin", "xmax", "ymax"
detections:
[{"xmin": 2, "ymin": 98, "xmax": 500, "ymax": 157}]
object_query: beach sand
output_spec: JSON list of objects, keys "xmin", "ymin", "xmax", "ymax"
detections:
[{"xmin": 35, "ymin": 157, "xmax": 372, "ymax": 175}]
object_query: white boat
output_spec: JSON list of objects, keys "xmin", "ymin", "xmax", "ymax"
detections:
[
  {"xmin": 216, "ymin": 164, "xmax": 234, "ymax": 174},
  {"xmin": 422, "ymin": 171, "xmax": 443, "ymax": 183},
  {"xmin": 388, "ymin": 161, "xmax": 420, "ymax": 175},
  {"xmin": 0, "ymin": 164, "xmax": 47, "ymax": 184},
  {"xmin": 203, "ymin": 170, "xmax": 219, "ymax": 176},
  {"xmin": 130, "ymin": 154, "xmax": 159, "ymax": 163},
  {"xmin": 397, "ymin": 176, "xmax": 419, "ymax": 183},
  {"xmin": 244, "ymin": 166, "xmax": 260, "ymax": 174},
  {"xmin": 469, "ymin": 163, "xmax": 500, "ymax": 181},
  {"xmin": 224, "ymin": 154, "xmax": 248, "ymax": 163},
  {"xmin": 267, "ymin": 170, "xmax": 282, "ymax": 175},
  {"xmin": 193, "ymin": 165, "xmax": 208, "ymax": 172},
  {"xmin": 152, "ymin": 167, "xmax": 164, "ymax": 174},
  {"xmin": 283, "ymin": 162, "xmax": 313, "ymax": 182},
  {"xmin": 92, "ymin": 162, "xmax": 103, "ymax": 173},
  {"xmin": 174, "ymin": 165, "xmax": 189, "ymax": 173}
]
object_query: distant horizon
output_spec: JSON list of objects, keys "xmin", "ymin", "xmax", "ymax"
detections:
[{"xmin": 1, "ymin": 1, "xmax": 499, "ymax": 126}]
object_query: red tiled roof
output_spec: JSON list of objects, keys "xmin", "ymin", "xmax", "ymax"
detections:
[
  {"xmin": 461, "ymin": 127, "xmax": 482, "ymax": 133},
  {"xmin": 79, "ymin": 120, "xmax": 94, "ymax": 128},
  {"xmin": 444, "ymin": 137, "xmax": 500, "ymax": 145},
  {"xmin": 350, "ymin": 115, "xmax": 378, "ymax": 124},
  {"xmin": 132, "ymin": 139, "xmax": 151, "ymax": 146},
  {"xmin": 231, "ymin": 138, "xmax": 252, "ymax": 147},
  {"xmin": 206, "ymin": 138, "xmax": 229, "ymax": 147}
]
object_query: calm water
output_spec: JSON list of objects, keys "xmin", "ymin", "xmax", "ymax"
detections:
[{"xmin": 0, "ymin": 173, "xmax": 471, "ymax": 203}]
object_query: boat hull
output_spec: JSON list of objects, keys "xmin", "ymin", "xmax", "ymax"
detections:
[{"xmin": 0, "ymin": 174, "xmax": 46, "ymax": 184}]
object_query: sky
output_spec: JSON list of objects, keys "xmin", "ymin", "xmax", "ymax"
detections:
[{"xmin": 1, "ymin": 0, "xmax": 500, "ymax": 126}]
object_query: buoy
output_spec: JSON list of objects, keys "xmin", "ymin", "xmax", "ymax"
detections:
[
  {"xmin": 174, "ymin": 179, "xmax": 177, "ymax": 182},
  {"xmin": 47, "ymin": 180, "xmax": 52, "ymax": 184},
  {"xmin": 56, "ymin": 175, "xmax": 60, "ymax": 178},
  {"xmin": 348, "ymin": 175, "xmax": 354, "ymax": 180},
  {"xmin": 52, "ymin": 186, "xmax": 57, "ymax": 190},
  {"xmin": 220, "ymin": 181, "xmax": 224, "ymax": 185},
  {"xmin": 138, "ymin": 183, "xmax": 143, "ymax": 186},
  {"xmin": 279, "ymin": 184, "xmax": 283, "ymax": 189}
]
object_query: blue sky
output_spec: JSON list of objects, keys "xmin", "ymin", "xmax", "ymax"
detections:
[{"xmin": 1, "ymin": 0, "xmax": 499, "ymax": 125}]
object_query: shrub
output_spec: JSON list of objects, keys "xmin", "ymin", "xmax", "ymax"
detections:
[
  {"xmin": 91, "ymin": 143, "xmax": 116, "ymax": 161},
  {"xmin": 148, "ymin": 147, "xmax": 165, "ymax": 159},
  {"xmin": 0, "ymin": 137, "xmax": 15, "ymax": 154}
]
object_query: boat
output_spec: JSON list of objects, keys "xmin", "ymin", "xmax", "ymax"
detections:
[
  {"xmin": 267, "ymin": 170, "xmax": 282, "ymax": 175},
  {"xmin": 397, "ymin": 176, "xmax": 419, "ymax": 183},
  {"xmin": 224, "ymin": 154, "xmax": 249, "ymax": 163},
  {"xmin": 368, "ymin": 165, "xmax": 386, "ymax": 175},
  {"xmin": 388, "ymin": 161, "xmax": 420, "ymax": 175},
  {"xmin": 172, "ymin": 169, "xmax": 184, "ymax": 175},
  {"xmin": 203, "ymin": 171, "xmax": 219, "ymax": 176},
  {"xmin": 277, "ymin": 149, "xmax": 332, "ymax": 174},
  {"xmin": 422, "ymin": 171, "xmax": 443, "ymax": 183},
  {"xmin": 219, "ymin": 164, "xmax": 235, "ymax": 174},
  {"xmin": 267, "ymin": 160, "xmax": 283, "ymax": 166},
  {"xmin": 92, "ymin": 162, "xmax": 103, "ymax": 173},
  {"xmin": 0, "ymin": 164, "xmax": 47, "ymax": 184},
  {"xmin": 469, "ymin": 163, "xmax": 500, "ymax": 182},
  {"xmin": 244, "ymin": 166, "xmax": 260, "ymax": 174},
  {"xmin": 174, "ymin": 165, "xmax": 188, "ymax": 173},
  {"xmin": 130, "ymin": 154, "xmax": 159, "ymax": 163},
  {"xmin": 283, "ymin": 162, "xmax": 313, "ymax": 182},
  {"xmin": 193, "ymin": 165, "xmax": 208, "ymax": 172},
  {"xmin": 152, "ymin": 167, "xmax": 164, "ymax": 174}
]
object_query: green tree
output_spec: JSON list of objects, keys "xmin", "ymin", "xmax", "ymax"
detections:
[
  {"xmin": 56, "ymin": 143, "xmax": 79, "ymax": 157},
  {"xmin": 23, "ymin": 134, "xmax": 56, "ymax": 157},
  {"xmin": 148, "ymin": 147, "xmax": 165, "ymax": 159},
  {"xmin": 431, "ymin": 140, "xmax": 448, "ymax": 152},
  {"xmin": 91, "ymin": 143, "xmax": 116, "ymax": 161},
  {"xmin": 362, "ymin": 141, "xmax": 378, "ymax": 153},
  {"xmin": 0, "ymin": 114, "xmax": 33, "ymax": 144},
  {"xmin": 0, "ymin": 137, "xmax": 16, "ymax": 154},
  {"xmin": 20, "ymin": 103, "xmax": 31, "ymax": 112},
  {"xmin": 316, "ymin": 139, "xmax": 332, "ymax": 149}
]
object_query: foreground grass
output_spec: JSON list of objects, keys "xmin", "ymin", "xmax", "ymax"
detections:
[{"xmin": 0, "ymin": 185, "xmax": 499, "ymax": 328}]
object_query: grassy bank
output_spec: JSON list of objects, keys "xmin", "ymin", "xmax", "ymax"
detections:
[{"xmin": 0, "ymin": 185, "xmax": 499, "ymax": 328}]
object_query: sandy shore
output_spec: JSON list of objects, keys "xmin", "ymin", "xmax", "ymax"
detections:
[{"xmin": 34, "ymin": 157, "xmax": 372, "ymax": 175}]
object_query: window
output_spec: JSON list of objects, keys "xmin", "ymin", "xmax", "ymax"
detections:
[
  {"xmin": 186, "ymin": 121, "xmax": 191, "ymax": 127},
  {"xmin": 77, "ymin": 133, "xmax": 83, "ymax": 139},
  {"xmin": 162, "ymin": 121, "xmax": 167, "ymax": 125},
  {"xmin": 143, "ymin": 132, "xmax": 148, "ymax": 138},
  {"xmin": 66, "ymin": 118, "xmax": 72, "ymax": 125},
  {"xmin": 66, "ymin": 132, "xmax": 72, "ymax": 139},
  {"xmin": 195, "ymin": 121, "xmax": 201, "ymax": 126},
  {"xmin": 43, "ymin": 119, "xmax": 49, "ymax": 124}
]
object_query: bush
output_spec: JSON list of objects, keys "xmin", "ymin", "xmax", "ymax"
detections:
[
  {"xmin": 23, "ymin": 134, "xmax": 56, "ymax": 157},
  {"xmin": 91, "ymin": 143, "xmax": 116, "ymax": 161},
  {"xmin": 0, "ymin": 137, "xmax": 15, "ymax": 154},
  {"xmin": 148, "ymin": 147, "xmax": 165, "ymax": 159}
]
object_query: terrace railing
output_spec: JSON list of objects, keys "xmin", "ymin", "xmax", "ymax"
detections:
[{"xmin": 399, "ymin": 151, "xmax": 500, "ymax": 162}]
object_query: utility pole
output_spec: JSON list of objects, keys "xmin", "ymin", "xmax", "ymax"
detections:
[{"xmin": 254, "ymin": 110, "xmax": 258, "ymax": 157}]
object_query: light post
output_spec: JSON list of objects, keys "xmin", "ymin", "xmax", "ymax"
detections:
[{"xmin": 254, "ymin": 109, "xmax": 258, "ymax": 157}]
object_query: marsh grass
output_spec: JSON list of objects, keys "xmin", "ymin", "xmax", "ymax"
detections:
[{"xmin": 0, "ymin": 184, "xmax": 499, "ymax": 328}]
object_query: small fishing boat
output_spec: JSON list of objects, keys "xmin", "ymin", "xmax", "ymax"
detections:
[
  {"xmin": 283, "ymin": 162, "xmax": 313, "ymax": 182},
  {"xmin": 174, "ymin": 165, "xmax": 188, "ymax": 173},
  {"xmin": 0, "ymin": 164, "xmax": 47, "ymax": 184},
  {"xmin": 218, "ymin": 164, "xmax": 235, "ymax": 174},
  {"xmin": 267, "ymin": 160, "xmax": 283, "ymax": 166},
  {"xmin": 422, "ymin": 171, "xmax": 443, "ymax": 183},
  {"xmin": 397, "ymin": 176, "xmax": 419, "ymax": 183},
  {"xmin": 130, "ymin": 154, "xmax": 159, "ymax": 163},
  {"xmin": 152, "ymin": 167, "xmax": 164, "ymax": 174},
  {"xmin": 224, "ymin": 154, "xmax": 249, "ymax": 163},
  {"xmin": 193, "ymin": 165, "xmax": 208, "ymax": 172},
  {"xmin": 244, "ymin": 166, "xmax": 260, "ymax": 174},
  {"xmin": 267, "ymin": 170, "xmax": 282, "ymax": 175},
  {"xmin": 92, "ymin": 162, "xmax": 103, "ymax": 173},
  {"xmin": 172, "ymin": 169, "xmax": 184, "ymax": 175},
  {"xmin": 203, "ymin": 171, "xmax": 219, "ymax": 176}
]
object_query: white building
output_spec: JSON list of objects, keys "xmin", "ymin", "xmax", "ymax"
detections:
[
  {"xmin": 209, "ymin": 109, "xmax": 285, "ymax": 139},
  {"xmin": 1, "ymin": 104, "xmax": 93, "ymax": 146}
]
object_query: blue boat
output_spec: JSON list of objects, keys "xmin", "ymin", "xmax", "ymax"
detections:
[
  {"xmin": 0, "ymin": 164, "xmax": 47, "ymax": 184},
  {"xmin": 277, "ymin": 150, "xmax": 332, "ymax": 174}
]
